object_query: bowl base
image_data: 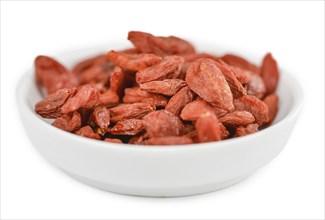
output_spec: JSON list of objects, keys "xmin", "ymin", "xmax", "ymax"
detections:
[{"xmin": 64, "ymin": 171, "xmax": 251, "ymax": 197}]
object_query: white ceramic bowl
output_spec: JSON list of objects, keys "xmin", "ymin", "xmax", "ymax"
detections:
[{"xmin": 17, "ymin": 44, "xmax": 303, "ymax": 197}]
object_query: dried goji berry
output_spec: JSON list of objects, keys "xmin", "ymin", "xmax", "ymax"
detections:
[
  {"xmin": 185, "ymin": 58, "xmax": 234, "ymax": 111},
  {"xmin": 109, "ymin": 103, "xmax": 155, "ymax": 123},
  {"xmin": 35, "ymin": 56, "xmax": 75, "ymax": 94},
  {"xmin": 75, "ymin": 125, "xmax": 100, "ymax": 140},
  {"xmin": 89, "ymin": 106, "xmax": 110, "ymax": 134},
  {"xmin": 35, "ymin": 87, "xmax": 77, "ymax": 118},
  {"xmin": 227, "ymin": 65, "xmax": 252, "ymax": 84},
  {"xmin": 109, "ymin": 66, "xmax": 126, "ymax": 97},
  {"xmin": 261, "ymin": 53, "xmax": 279, "ymax": 95},
  {"xmin": 246, "ymin": 73, "xmax": 266, "ymax": 99},
  {"xmin": 233, "ymin": 95, "xmax": 269, "ymax": 125},
  {"xmin": 104, "ymin": 138, "xmax": 123, "ymax": 143},
  {"xmin": 128, "ymin": 31, "xmax": 195, "ymax": 56},
  {"xmin": 222, "ymin": 54, "xmax": 260, "ymax": 74},
  {"xmin": 182, "ymin": 53, "xmax": 219, "ymax": 63},
  {"xmin": 52, "ymin": 111, "xmax": 81, "ymax": 132},
  {"xmin": 165, "ymin": 86, "xmax": 194, "ymax": 115},
  {"xmin": 263, "ymin": 93, "xmax": 279, "ymax": 124},
  {"xmin": 218, "ymin": 110, "xmax": 255, "ymax": 126},
  {"xmin": 72, "ymin": 54, "xmax": 105, "ymax": 75},
  {"xmin": 107, "ymin": 50, "xmax": 162, "ymax": 71},
  {"xmin": 143, "ymin": 110, "xmax": 184, "ymax": 137},
  {"xmin": 98, "ymin": 89, "xmax": 120, "ymax": 106},
  {"xmin": 147, "ymin": 136, "xmax": 193, "ymax": 145},
  {"xmin": 110, "ymin": 119, "xmax": 144, "ymax": 136},
  {"xmin": 61, "ymin": 84, "xmax": 98, "ymax": 113},
  {"xmin": 195, "ymin": 112, "xmax": 221, "ymax": 142},
  {"xmin": 139, "ymin": 79, "xmax": 186, "ymax": 96},
  {"xmin": 75, "ymin": 55, "xmax": 113, "ymax": 85},
  {"xmin": 235, "ymin": 123, "xmax": 259, "ymax": 137},
  {"xmin": 214, "ymin": 59, "xmax": 247, "ymax": 98},
  {"xmin": 136, "ymin": 56, "xmax": 184, "ymax": 83},
  {"xmin": 128, "ymin": 132, "xmax": 150, "ymax": 145},
  {"xmin": 123, "ymin": 87, "xmax": 168, "ymax": 107},
  {"xmin": 180, "ymin": 53, "xmax": 219, "ymax": 78},
  {"xmin": 180, "ymin": 98, "xmax": 227, "ymax": 121}
]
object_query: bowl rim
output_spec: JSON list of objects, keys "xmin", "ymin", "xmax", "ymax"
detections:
[{"xmin": 16, "ymin": 54, "xmax": 303, "ymax": 152}]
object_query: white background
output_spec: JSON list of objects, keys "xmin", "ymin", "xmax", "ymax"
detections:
[{"xmin": 1, "ymin": 1, "xmax": 324, "ymax": 219}]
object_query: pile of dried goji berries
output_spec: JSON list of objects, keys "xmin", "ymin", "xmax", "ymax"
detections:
[{"xmin": 35, "ymin": 31, "xmax": 279, "ymax": 145}]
